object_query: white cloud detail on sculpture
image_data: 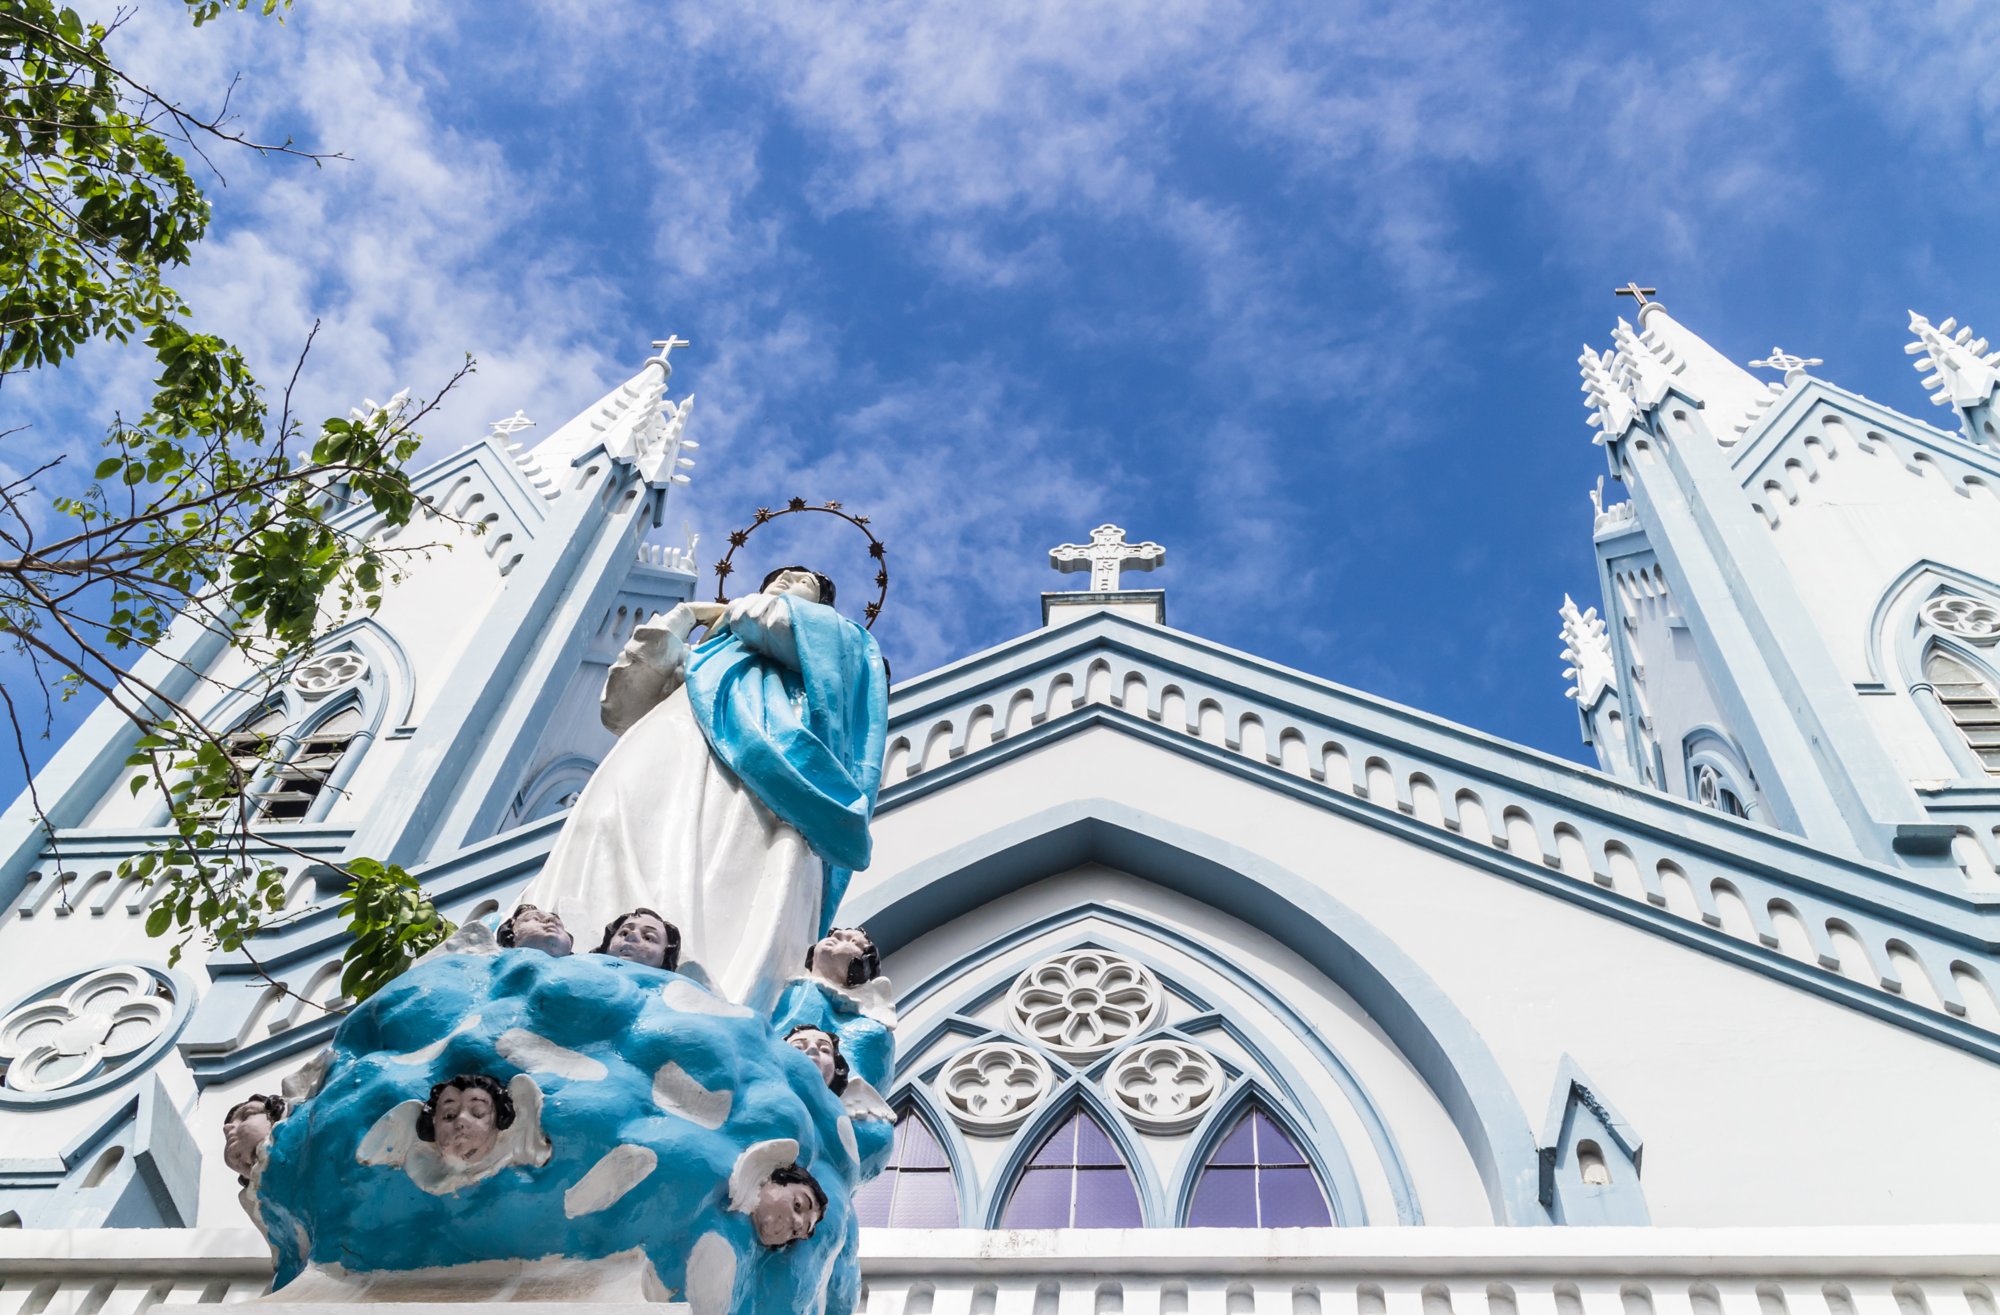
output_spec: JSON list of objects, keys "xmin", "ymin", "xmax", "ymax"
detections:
[
  {"xmin": 563, "ymin": 1145, "xmax": 659, "ymax": 1218},
  {"xmin": 660, "ymin": 979, "xmax": 753, "ymax": 1019},
  {"xmin": 651, "ymin": 1061, "xmax": 733, "ymax": 1129},
  {"xmin": 382, "ymin": 1014, "xmax": 483, "ymax": 1066},
  {"xmin": 684, "ymin": 1231, "xmax": 737, "ymax": 1315},
  {"xmin": 497, "ymin": 1029, "xmax": 608, "ymax": 1082}
]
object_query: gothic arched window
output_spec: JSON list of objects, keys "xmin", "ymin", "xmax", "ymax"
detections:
[
  {"xmin": 1927, "ymin": 650, "xmax": 2000, "ymax": 774},
  {"xmin": 254, "ymin": 704, "xmax": 363, "ymax": 821},
  {"xmin": 853, "ymin": 1107, "xmax": 959, "ymax": 1227},
  {"xmin": 999, "ymin": 1107, "xmax": 1142, "ymax": 1228},
  {"xmin": 1185, "ymin": 1107, "xmax": 1331, "ymax": 1227}
]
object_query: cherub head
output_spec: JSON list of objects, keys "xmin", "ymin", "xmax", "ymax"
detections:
[
  {"xmin": 222, "ymin": 1093, "xmax": 286, "ymax": 1184},
  {"xmin": 760, "ymin": 564, "xmax": 835, "ymax": 607},
  {"xmin": 498, "ymin": 903, "xmax": 573, "ymax": 957},
  {"xmin": 804, "ymin": 925, "xmax": 880, "ymax": 989},
  {"xmin": 594, "ymin": 908, "xmax": 680, "ymax": 971},
  {"xmin": 416, "ymin": 1074, "xmax": 516, "ymax": 1167},
  {"xmin": 753, "ymin": 1162, "xmax": 827, "ymax": 1248},
  {"xmin": 784, "ymin": 1024, "xmax": 849, "ymax": 1095}
]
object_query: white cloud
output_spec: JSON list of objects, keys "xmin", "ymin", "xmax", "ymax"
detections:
[{"xmin": 1822, "ymin": 0, "xmax": 2000, "ymax": 151}]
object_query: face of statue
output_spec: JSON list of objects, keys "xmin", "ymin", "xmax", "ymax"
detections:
[
  {"xmin": 787, "ymin": 1028, "xmax": 838, "ymax": 1086},
  {"xmin": 606, "ymin": 913, "xmax": 672, "ymax": 968},
  {"xmin": 222, "ymin": 1103, "xmax": 275, "ymax": 1178},
  {"xmin": 810, "ymin": 926, "xmax": 872, "ymax": 987},
  {"xmin": 510, "ymin": 906, "xmax": 573, "ymax": 957},
  {"xmin": 431, "ymin": 1085, "xmax": 502, "ymax": 1166},
  {"xmin": 763, "ymin": 569, "xmax": 822, "ymax": 603},
  {"xmin": 752, "ymin": 1178, "xmax": 823, "ymax": 1247}
]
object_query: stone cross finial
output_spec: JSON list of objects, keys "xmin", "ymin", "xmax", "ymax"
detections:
[
  {"xmin": 1050, "ymin": 524, "xmax": 1165, "ymax": 592},
  {"xmin": 1748, "ymin": 347, "xmax": 1822, "ymax": 384},
  {"xmin": 487, "ymin": 410, "xmax": 535, "ymax": 439}
]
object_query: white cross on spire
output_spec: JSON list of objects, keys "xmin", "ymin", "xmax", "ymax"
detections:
[
  {"xmin": 1050, "ymin": 523, "xmax": 1165, "ymax": 592},
  {"xmin": 648, "ymin": 335, "xmax": 691, "ymax": 379}
]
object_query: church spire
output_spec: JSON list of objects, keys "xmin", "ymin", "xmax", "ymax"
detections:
[
  {"xmin": 517, "ymin": 338, "xmax": 701, "ymax": 491},
  {"xmin": 1906, "ymin": 311, "xmax": 2000, "ymax": 447},
  {"xmin": 1578, "ymin": 302, "xmax": 1781, "ymax": 448}
]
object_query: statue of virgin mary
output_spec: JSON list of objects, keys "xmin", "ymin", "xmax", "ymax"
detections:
[{"xmin": 513, "ymin": 566, "xmax": 889, "ymax": 1014}]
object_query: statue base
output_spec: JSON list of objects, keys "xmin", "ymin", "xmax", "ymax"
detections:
[{"xmin": 160, "ymin": 1251, "xmax": 682, "ymax": 1313}]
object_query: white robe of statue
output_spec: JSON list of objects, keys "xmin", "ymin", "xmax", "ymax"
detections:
[{"xmin": 513, "ymin": 593, "xmax": 819, "ymax": 1015}]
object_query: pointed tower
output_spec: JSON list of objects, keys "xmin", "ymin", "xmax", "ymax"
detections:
[
  {"xmin": 345, "ymin": 340, "xmax": 706, "ymax": 868},
  {"xmin": 1566, "ymin": 297, "xmax": 2000, "ymax": 881}
]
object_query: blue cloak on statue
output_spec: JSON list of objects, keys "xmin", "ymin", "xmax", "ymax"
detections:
[{"xmin": 685, "ymin": 596, "xmax": 890, "ymax": 934}]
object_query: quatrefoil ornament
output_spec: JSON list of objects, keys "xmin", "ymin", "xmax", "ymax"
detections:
[
  {"xmin": 0, "ymin": 966, "xmax": 176, "ymax": 1096},
  {"xmin": 937, "ymin": 1041, "xmax": 1053, "ymax": 1133},
  {"xmin": 1925, "ymin": 594, "xmax": 2000, "ymax": 644},
  {"xmin": 1107, "ymin": 1040, "xmax": 1223, "ymax": 1132}
]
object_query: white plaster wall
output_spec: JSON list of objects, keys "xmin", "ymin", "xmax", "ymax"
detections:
[
  {"xmin": 859, "ymin": 724, "xmax": 2000, "ymax": 1226},
  {"xmin": 886, "ymin": 865, "xmax": 1491, "ymax": 1227},
  {"xmin": 1748, "ymin": 409, "xmax": 2000, "ymax": 786}
]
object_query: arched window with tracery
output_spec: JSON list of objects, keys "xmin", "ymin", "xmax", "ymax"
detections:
[
  {"xmin": 255, "ymin": 703, "xmax": 364, "ymax": 821},
  {"xmin": 1185, "ymin": 1106, "xmax": 1331, "ymax": 1227},
  {"xmin": 853, "ymin": 1106, "xmax": 959, "ymax": 1227},
  {"xmin": 999, "ymin": 1107, "xmax": 1141, "ymax": 1228},
  {"xmin": 1926, "ymin": 649, "xmax": 2000, "ymax": 774}
]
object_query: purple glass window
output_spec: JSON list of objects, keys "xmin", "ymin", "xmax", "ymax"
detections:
[
  {"xmin": 1186, "ymin": 1109, "xmax": 1332, "ymax": 1227},
  {"xmin": 854, "ymin": 1108, "xmax": 961, "ymax": 1227},
  {"xmin": 1000, "ymin": 1109, "xmax": 1143, "ymax": 1228}
]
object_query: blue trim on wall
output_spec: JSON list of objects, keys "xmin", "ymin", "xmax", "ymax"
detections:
[{"xmin": 846, "ymin": 798, "xmax": 1548, "ymax": 1225}]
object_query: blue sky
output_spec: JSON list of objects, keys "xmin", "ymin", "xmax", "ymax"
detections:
[{"xmin": 5, "ymin": 0, "xmax": 1999, "ymax": 799}]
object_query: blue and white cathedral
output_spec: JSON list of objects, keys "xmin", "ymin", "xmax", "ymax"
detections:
[{"xmin": 2, "ymin": 302, "xmax": 1999, "ymax": 1310}]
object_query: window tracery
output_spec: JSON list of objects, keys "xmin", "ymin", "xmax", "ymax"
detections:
[{"xmin": 1006, "ymin": 949, "xmax": 1163, "ymax": 1060}]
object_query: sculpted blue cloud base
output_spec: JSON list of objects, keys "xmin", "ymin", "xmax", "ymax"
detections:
[{"xmin": 255, "ymin": 948, "xmax": 863, "ymax": 1314}]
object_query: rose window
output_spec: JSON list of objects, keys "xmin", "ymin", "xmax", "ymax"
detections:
[
  {"xmin": 0, "ymin": 966, "xmax": 177, "ymax": 1096},
  {"xmin": 1006, "ymin": 950, "xmax": 1164, "ymax": 1061},
  {"xmin": 937, "ymin": 1041, "xmax": 1052, "ymax": 1133},
  {"xmin": 1924, "ymin": 595, "xmax": 2000, "ymax": 643},
  {"xmin": 1107, "ymin": 1039, "xmax": 1224, "ymax": 1132},
  {"xmin": 294, "ymin": 651, "xmax": 369, "ymax": 697}
]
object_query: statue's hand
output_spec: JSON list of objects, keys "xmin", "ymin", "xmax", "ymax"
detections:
[{"xmin": 626, "ymin": 613, "xmax": 686, "ymax": 673}]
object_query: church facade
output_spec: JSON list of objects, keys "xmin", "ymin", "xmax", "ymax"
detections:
[{"xmin": 3, "ymin": 303, "xmax": 2000, "ymax": 1310}]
